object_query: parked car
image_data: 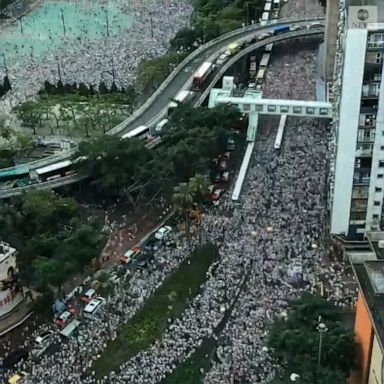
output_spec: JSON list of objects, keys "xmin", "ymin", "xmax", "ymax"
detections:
[
  {"xmin": 80, "ymin": 288, "xmax": 96, "ymax": 304},
  {"xmin": 211, "ymin": 188, "xmax": 225, "ymax": 201},
  {"xmin": 54, "ymin": 310, "xmax": 73, "ymax": 328},
  {"xmin": 7, "ymin": 371, "xmax": 28, "ymax": 384},
  {"xmin": 155, "ymin": 226, "xmax": 172, "ymax": 240},
  {"xmin": 219, "ymin": 159, "xmax": 228, "ymax": 170},
  {"xmin": 84, "ymin": 297, "xmax": 106, "ymax": 319},
  {"xmin": 35, "ymin": 330, "xmax": 54, "ymax": 344},
  {"xmin": 221, "ymin": 172, "xmax": 230, "ymax": 182},
  {"xmin": 227, "ymin": 138, "xmax": 235, "ymax": 151},
  {"xmin": 120, "ymin": 247, "xmax": 141, "ymax": 265},
  {"xmin": 219, "ymin": 152, "xmax": 231, "ymax": 161},
  {"xmin": 108, "ymin": 272, "xmax": 121, "ymax": 285},
  {"xmin": 257, "ymin": 33, "xmax": 270, "ymax": 41}
]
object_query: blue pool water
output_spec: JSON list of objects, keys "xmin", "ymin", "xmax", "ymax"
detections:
[{"xmin": 1, "ymin": 0, "xmax": 133, "ymax": 67}]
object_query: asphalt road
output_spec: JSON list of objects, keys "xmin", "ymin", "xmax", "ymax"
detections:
[{"xmin": 118, "ymin": 20, "xmax": 317, "ymax": 134}]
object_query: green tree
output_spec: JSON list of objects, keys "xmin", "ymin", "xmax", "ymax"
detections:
[
  {"xmin": 172, "ymin": 182, "xmax": 194, "ymax": 249},
  {"xmin": 189, "ymin": 173, "xmax": 209, "ymax": 244},
  {"xmin": 14, "ymin": 101, "xmax": 42, "ymax": 135},
  {"xmin": 170, "ymin": 27, "xmax": 198, "ymax": 52},
  {"xmin": 136, "ymin": 52, "xmax": 185, "ymax": 95},
  {"xmin": 3, "ymin": 75, "xmax": 11, "ymax": 93},
  {"xmin": 269, "ymin": 294, "xmax": 357, "ymax": 382}
]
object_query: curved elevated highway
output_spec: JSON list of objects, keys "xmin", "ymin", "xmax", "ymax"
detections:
[{"xmin": 0, "ymin": 18, "xmax": 325, "ymax": 199}]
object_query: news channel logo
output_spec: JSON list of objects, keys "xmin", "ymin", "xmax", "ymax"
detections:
[{"xmin": 348, "ymin": 6, "xmax": 378, "ymax": 29}]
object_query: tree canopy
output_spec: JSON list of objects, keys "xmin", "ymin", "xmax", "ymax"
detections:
[
  {"xmin": 0, "ymin": 190, "xmax": 105, "ymax": 295},
  {"xmin": 74, "ymin": 104, "xmax": 241, "ymax": 207},
  {"xmin": 170, "ymin": 0, "xmax": 263, "ymax": 50},
  {"xmin": 268, "ymin": 294, "xmax": 357, "ymax": 384}
]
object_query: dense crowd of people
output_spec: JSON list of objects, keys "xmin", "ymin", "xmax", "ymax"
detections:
[
  {"xmin": 0, "ymin": 0, "xmax": 358, "ymax": 383},
  {"xmin": 0, "ymin": 0, "xmax": 193, "ymax": 113}
]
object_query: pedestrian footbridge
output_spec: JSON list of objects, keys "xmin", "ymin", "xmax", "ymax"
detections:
[
  {"xmin": 209, "ymin": 78, "xmax": 332, "ymax": 142},
  {"xmin": 210, "ymin": 78, "xmax": 333, "ymax": 201}
]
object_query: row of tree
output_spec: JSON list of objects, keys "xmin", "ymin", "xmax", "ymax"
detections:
[
  {"xmin": 268, "ymin": 294, "xmax": 357, "ymax": 384},
  {"xmin": 0, "ymin": 126, "xmax": 32, "ymax": 168},
  {"xmin": 170, "ymin": 0, "xmax": 264, "ymax": 53},
  {"xmin": 0, "ymin": 190, "xmax": 105, "ymax": 296},
  {"xmin": 73, "ymin": 104, "xmax": 241, "ymax": 207},
  {"xmin": 40, "ymin": 80, "xmax": 134, "ymax": 97},
  {"xmin": 14, "ymin": 90, "xmax": 136, "ymax": 137}
]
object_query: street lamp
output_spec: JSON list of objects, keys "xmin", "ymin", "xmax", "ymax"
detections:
[{"xmin": 316, "ymin": 322, "xmax": 328, "ymax": 381}]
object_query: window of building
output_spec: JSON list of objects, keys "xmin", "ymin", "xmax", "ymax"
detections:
[
  {"xmin": 306, "ymin": 107, "xmax": 315, "ymax": 115},
  {"xmin": 243, "ymin": 103, "xmax": 250, "ymax": 112},
  {"xmin": 256, "ymin": 105, "xmax": 263, "ymax": 112},
  {"xmin": 268, "ymin": 105, "xmax": 276, "ymax": 112},
  {"xmin": 376, "ymin": 187, "xmax": 382, "ymax": 193},
  {"xmin": 381, "ymin": 146, "xmax": 384, "ymax": 150},
  {"xmin": 293, "ymin": 106, "xmax": 302, "ymax": 114},
  {"xmin": 374, "ymin": 201, "xmax": 381, "ymax": 206},
  {"xmin": 280, "ymin": 106, "xmax": 289, "ymax": 113},
  {"xmin": 373, "ymin": 214, "xmax": 379, "ymax": 220},
  {"xmin": 378, "ymin": 174, "xmax": 384, "ymax": 179},
  {"xmin": 379, "ymin": 161, "xmax": 384, "ymax": 168},
  {"xmin": 319, "ymin": 108, "xmax": 328, "ymax": 115}
]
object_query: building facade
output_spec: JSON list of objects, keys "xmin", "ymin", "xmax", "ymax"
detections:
[
  {"xmin": 330, "ymin": 0, "xmax": 384, "ymax": 237},
  {"xmin": 0, "ymin": 241, "xmax": 24, "ymax": 318}
]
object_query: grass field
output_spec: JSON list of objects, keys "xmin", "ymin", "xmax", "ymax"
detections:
[
  {"xmin": 93, "ymin": 243, "xmax": 219, "ymax": 378},
  {"xmin": 161, "ymin": 337, "xmax": 217, "ymax": 384}
]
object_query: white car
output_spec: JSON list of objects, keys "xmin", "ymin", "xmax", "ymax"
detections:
[
  {"xmin": 35, "ymin": 330, "xmax": 54, "ymax": 344},
  {"xmin": 155, "ymin": 226, "xmax": 172, "ymax": 240},
  {"xmin": 216, "ymin": 53, "xmax": 228, "ymax": 65},
  {"xmin": 84, "ymin": 297, "xmax": 106, "ymax": 318}
]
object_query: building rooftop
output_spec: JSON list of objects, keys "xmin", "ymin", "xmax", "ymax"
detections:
[{"xmin": 349, "ymin": 232, "xmax": 384, "ymax": 349}]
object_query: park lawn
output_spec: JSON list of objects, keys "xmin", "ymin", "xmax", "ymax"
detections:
[
  {"xmin": 161, "ymin": 337, "xmax": 217, "ymax": 384},
  {"xmin": 93, "ymin": 243, "xmax": 219, "ymax": 378}
]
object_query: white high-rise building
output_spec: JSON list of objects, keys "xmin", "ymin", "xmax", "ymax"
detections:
[{"xmin": 330, "ymin": 1, "xmax": 384, "ymax": 237}]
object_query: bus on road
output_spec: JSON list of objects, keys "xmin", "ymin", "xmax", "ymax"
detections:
[
  {"xmin": 168, "ymin": 90, "xmax": 194, "ymax": 113},
  {"xmin": 192, "ymin": 62, "xmax": 214, "ymax": 89},
  {"xmin": 121, "ymin": 125, "xmax": 150, "ymax": 140},
  {"xmin": 259, "ymin": 53, "xmax": 271, "ymax": 68},
  {"xmin": 34, "ymin": 160, "xmax": 75, "ymax": 183}
]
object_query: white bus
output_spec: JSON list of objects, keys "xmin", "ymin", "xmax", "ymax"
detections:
[
  {"xmin": 154, "ymin": 118, "xmax": 169, "ymax": 135},
  {"xmin": 34, "ymin": 160, "xmax": 74, "ymax": 183},
  {"xmin": 168, "ymin": 90, "xmax": 194, "ymax": 113},
  {"xmin": 192, "ymin": 62, "xmax": 214, "ymax": 89},
  {"xmin": 121, "ymin": 125, "xmax": 149, "ymax": 140},
  {"xmin": 260, "ymin": 53, "xmax": 271, "ymax": 68},
  {"xmin": 265, "ymin": 43, "xmax": 273, "ymax": 53},
  {"xmin": 256, "ymin": 68, "xmax": 266, "ymax": 84}
]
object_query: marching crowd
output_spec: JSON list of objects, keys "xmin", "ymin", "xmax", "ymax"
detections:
[
  {"xmin": 0, "ymin": 0, "xmax": 193, "ymax": 113},
  {"xmin": 0, "ymin": 0, "xmax": 359, "ymax": 383}
]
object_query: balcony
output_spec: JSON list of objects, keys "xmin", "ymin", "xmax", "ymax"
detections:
[{"xmin": 352, "ymin": 186, "xmax": 369, "ymax": 199}]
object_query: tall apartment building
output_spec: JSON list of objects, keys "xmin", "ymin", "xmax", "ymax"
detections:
[{"xmin": 330, "ymin": 0, "xmax": 384, "ymax": 237}]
